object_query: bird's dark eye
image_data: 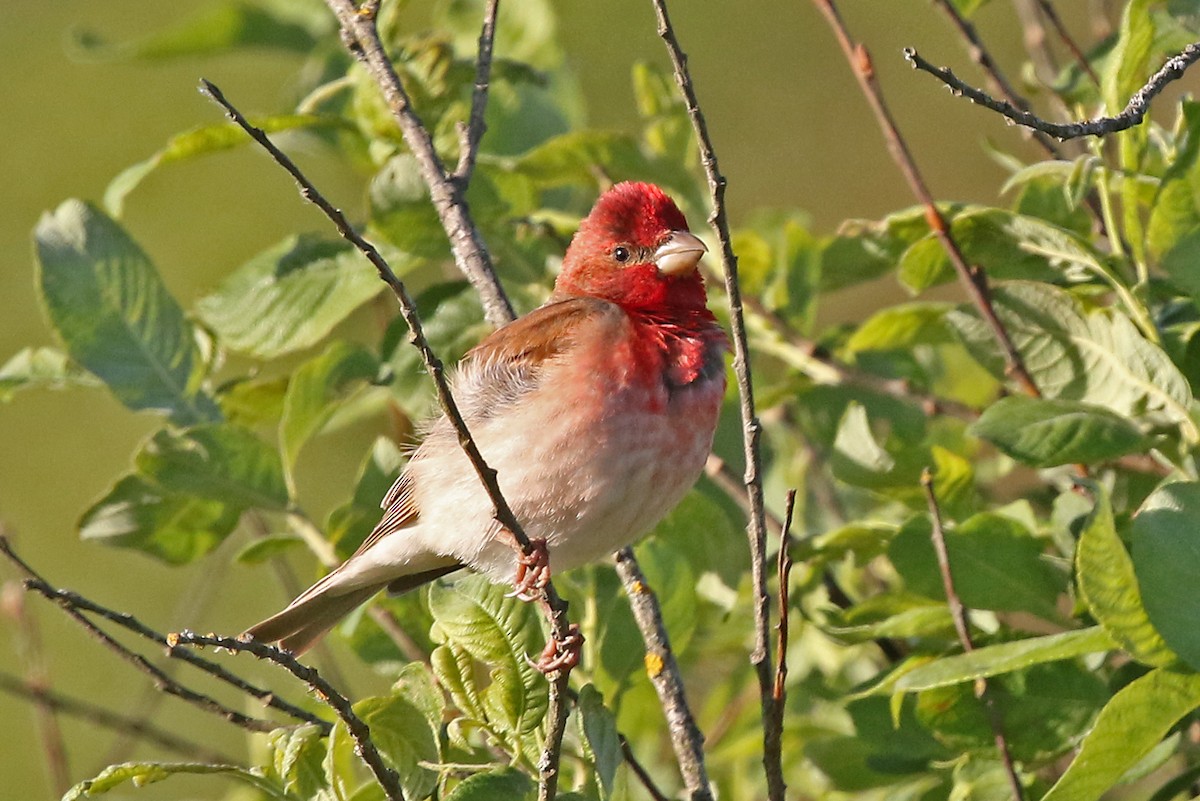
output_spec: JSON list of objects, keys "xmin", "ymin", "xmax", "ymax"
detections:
[{"xmin": 612, "ymin": 246, "xmax": 631, "ymax": 263}]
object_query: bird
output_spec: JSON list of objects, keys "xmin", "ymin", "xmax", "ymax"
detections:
[{"xmin": 245, "ymin": 181, "xmax": 729, "ymax": 664}]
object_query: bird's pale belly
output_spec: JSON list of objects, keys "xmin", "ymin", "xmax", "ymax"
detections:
[{"xmin": 408, "ymin": 371, "xmax": 724, "ymax": 583}]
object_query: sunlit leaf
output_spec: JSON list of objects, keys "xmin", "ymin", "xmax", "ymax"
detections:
[
  {"xmin": 63, "ymin": 762, "xmax": 285, "ymax": 800},
  {"xmin": 1041, "ymin": 668, "xmax": 1200, "ymax": 801},
  {"xmin": 1078, "ymin": 486, "xmax": 1178, "ymax": 667},
  {"xmin": 34, "ymin": 199, "xmax": 219, "ymax": 424},
  {"xmin": 970, "ymin": 396, "xmax": 1150, "ymax": 467},
  {"xmin": 0, "ymin": 346, "xmax": 100, "ymax": 401},
  {"xmin": 136, "ymin": 424, "xmax": 289, "ymax": 510},
  {"xmin": 444, "ymin": 767, "xmax": 534, "ymax": 801},
  {"xmin": 1132, "ymin": 482, "xmax": 1200, "ymax": 671},
  {"xmin": 197, "ymin": 235, "xmax": 387, "ymax": 359}
]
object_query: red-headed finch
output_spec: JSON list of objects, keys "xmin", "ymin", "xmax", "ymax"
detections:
[{"xmin": 246, "ymin": 181, "xmax": 728, "ymax": 658}]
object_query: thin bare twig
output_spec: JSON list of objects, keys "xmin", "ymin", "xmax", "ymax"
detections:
[
  {"xmin": 173, "ymin": 631, "xmax": 404, "ymax": 801},
  {"xmin": 0, "ymin": 670, "xmax": 232, "ymax": 764},
  {"xmin": 904, "ymin": 42, "xmax": 1200, "ymax": 140},
  {"xmin": 648, "ymin": 1, "xmax": 776, "ymax": 781},
  {"xmin": 199, "ymin": 78, "xmax": 577, "ymax": 801},
  {"xmin": 763, "ymin": 491, "xmax": 796, "ymax": 801},
  {"xmin": 813, "ymin": 0, "xmax": 1041, "ymax": 400},
  {"xmin": 930, "ymin": 0, "xmax": 1063, "ymax": 157},
  {"xmin": 614, "ymin": 548, "xmax": 714, "ymax": 801},
  {"xmin": 0, "ymin": 537, "xmax": 326, "ymax": 733},
  {"xmin": 921, "ymin": 469, "xmax": 1024, "ymax": 801},
  {"xmin": 322, "ymin": 0, "xmax": 514, "ymax": 327},
  {"xmin": 1034, "ymin": 0, "xmax": 1101, "ymax": 86},
  {"xmin": 452, "ymin": 0, "xmax": 500, "ymax": 184},
  {"xmin": 3, "ymin": 580, "xmax": 71, "ymax": 795}
]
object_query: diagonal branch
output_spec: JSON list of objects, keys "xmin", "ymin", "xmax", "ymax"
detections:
[
  {"xmin": 322, "ymin": 0, "xmax": 515, "ymax": 327},
  {"xmin": 0, "ymin": 670, "xmax": 233, "ymax": 764},
  {"xmin": 172, "ymin": 631, "xmax": 405, "ymax": 801},
  {"xmin": 200, "ymin": 78, "xmax": 577, "ymax": 801},
  {"xmin": 929, "ymin": 0, "xmax": 1063, "ymax": 157},
  {"xmin": 812, "ymin": 0, "xmax": 1041, "ymax": 400},
  {"xmin": 646, "ymin": 4, "xmax": 777, "ymax": 797},
  {"xmin": 904, "ymin": 42, "xmax": 1200, "ymax": 140},
  {"xmin": 452, "ymin": 0, "xmax": 500, "ymax": 184},
  {"xmin": 1033, "ymin": 0, "xmax": 1101, "ymax": 86},
  {"xmin": 0, "ymin": 538, "xmax": 325, "ymax": 733},
  {"xmin": 921, "ymin": 470, "xmax": 1024, "ymax": 801},
  {"xmin": 614, "ymin": 548, "xmax": 714, "ymax": 801}
]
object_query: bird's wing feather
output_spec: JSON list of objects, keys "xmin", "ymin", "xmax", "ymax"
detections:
[{"xmin": 359, "ymin": 296, "xmax": 621, "ymax": 557}]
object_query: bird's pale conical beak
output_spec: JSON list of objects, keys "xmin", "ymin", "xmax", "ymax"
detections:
[{"xmin": 654, "ymin": 230, "xmax": 707, "ymax": 276}]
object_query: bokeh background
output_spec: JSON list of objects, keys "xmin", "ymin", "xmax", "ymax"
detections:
[{"xmin": 0, "ymin": 1, "xmax": 1099, "ymax": 796}]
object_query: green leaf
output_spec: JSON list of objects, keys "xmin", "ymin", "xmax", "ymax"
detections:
[
  {"xmin": 970, "ymin": 396, "xmax": 1150, "ymax": 467},
  {"xmin": 369, "ymin": 153, "xmax": 454, "ymax": 260},
  {"xmin": 893, "ymin": 628, "xmax": 1114, "ymax": 693},
  {"xmin": 352, "ymin": 693, "xmax": 439, "ymax": 800},
  {"xmin": 896, "ymin": 209, "xmax": 1066, "ymax": 292},
  {"xmin": 63, "ymin": 761, "xmax": 285, "ymax": 800},
  {"xmin": 444, "ymin": 767, "xmax": 534, "ymax": 801},
  {"xmin": 34, "ymin": 199, "xmax": 219, "ymax": 424},
  {"xmin": 1132, "ymin": 482, "xmax": 1200, "ymax": 671},
  {"xmin": 1102, "ymin": 0, "xmax": 1155, "ymax": 116},
  {"xmin": 845, "ymin": 302, "xmax": 953, "ymax": 353},
  {"xmin": 1041, "ymin": 668, "xmax": 1200, "ymax": 801},
  {"xmin": 0, "ymin": 346, "xmax": 100, "ymax": 401},
  {"xmin": 78, "ymin": 474, "xmax": 242, "ymax": 564},
  {"xmin": 136, "ymin": 424, "xmax": 289, "ymax": 511},
  {"xmin": 830, "ymin": 402, "xmax": 896, "ymax": 487},
  {"xmin": 280, "ymin": 341, "xmax": 378, "ymax": 481},
  {"xmin": 105, "ymin": 115, "xmax": 350, "ymax": 216},
  {"xmin": 196, "ymin": 235, "xmax": 386, "ymax": 359},
  {"xmin": 428, "ymin": 576, "xmax": 548, "ymax": 753},
  {"xmin": 267, "ymin": 724, "xmax": 327, "ymax": 799},
  {"xmin": 234, "ymin": 534, "xmax": 306, "ymax": 565},
  {"xmin": 888, "ymin": 513, "xmax": 1065, "ymax": 619},
  {"xmin": 577, "ymin": 684, "xmax": 622, "ymax": 800},
  {"xmin": 70, "ymin": 0, "xmax": 326, "ymax": 62},
  {"xmin": 947, "ymin": 281, "xmax": 1197, "ymax": 440},
  {"xmin": 511, "ymin": 130, "xmax": 665, "ymax": 189},
  {"xmin": 1077, "ymin": 485, "xmax": 1178, "ymax": 667}
]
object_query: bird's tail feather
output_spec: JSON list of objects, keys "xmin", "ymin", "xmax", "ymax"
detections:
[{"xmin": 244, "ymin": 563, "xmax": 465, "ymax": 654}]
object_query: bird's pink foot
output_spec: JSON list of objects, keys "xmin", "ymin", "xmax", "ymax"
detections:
[
  {"xmin": 534, "ymin": 623, "xmax": 583, "ymax": 674},
  {"xmin": 509, "ymin": 538, "xmax": 552, "ymax": 601}
]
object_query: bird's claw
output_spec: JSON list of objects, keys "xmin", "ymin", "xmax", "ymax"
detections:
[
  {"xmin": 532, "ymin": 624, "xmax": 583, "ymax": 674},
  {"xmin": 507, "ymin": 538, "xmax": 552, "ymax": 601}
]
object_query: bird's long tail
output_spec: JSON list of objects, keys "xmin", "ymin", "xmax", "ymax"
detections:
[{"xmin": 244, "ymin": 563, "xmax": 462, "ymax": 654}]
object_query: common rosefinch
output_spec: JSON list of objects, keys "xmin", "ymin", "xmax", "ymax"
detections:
[{"xmin": 246, "ymin": 182, "xmax": 728, "ymax": 658}]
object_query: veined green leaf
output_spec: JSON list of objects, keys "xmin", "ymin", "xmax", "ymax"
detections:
[
  {"xmin": 197, "ymin": 235, "xmax": 387, "ymax": 359},
  {"xmin": 845, "ymin": 302, "xmax": 953, "ymax": 353},
  {"xmin": 1133, "ymin": 482, "xmax": 1200, "ymax": 671},
  {"xmin": 444, "ymin": 767, "xmax": 534, "ymax": 801},
  {"xmin": 34, "ymin": 199, "xmax": 219, "ymax": 424},
  {"xmin": 428, "ymin": 576, "xmax": 548, "ymax": 754},
  {"xmin": 970, "ymin": 396, "xmax": 1150, "ymax": 467},
  {"xmin": 576, "ymin": 685, "xmax": 622, "ymax": 800},
  {"xmin": 350, "ymin": 693, "xmax": 438, "ymax": 799},
  {"xmin": 947, "ymin": 281, "xmax": 1197, "ymax": 441},
  {"xmin": 893, "ymin": 628, "xmax": 1114, "ymax": 693},
  {"xmin": 267, "ymin": 724, "xmax": 327, "ymax": 799},
  {"xmin": 1041, "ymin": 668, "xmax": 1200, "ymax": 801},
  {"xmin": 1078, "ymin": 485, "xmax": 1178, "ymax": 667},
  {"xmin": 63, "ymin": 762, "xmax": 285, "ymax": 800},
  {"xmin": 136, "ymin": 423, "xmax": 289, "ymax": 511},
  {"xmin": 79, "ymin": 473, "xmax": 242, "ymax": 564}
]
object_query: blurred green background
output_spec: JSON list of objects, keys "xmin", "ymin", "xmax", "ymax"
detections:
[{"xmin": 0, "ymin": 1, "xmax": 1065, "ymax": 796}]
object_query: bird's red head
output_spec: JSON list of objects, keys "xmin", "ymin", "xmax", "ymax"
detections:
[{"xmin": 554, "ymin": 182, "xmax": 710, "ymax": 314}]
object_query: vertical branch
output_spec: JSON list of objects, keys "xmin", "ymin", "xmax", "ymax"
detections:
[
  {"xmin": 452, "ymin": 0, "xmax": 500, "ymax": 183},
  {"xmin": 763, "ymin": 490, "xmax": 797, "ymax": 801},
  {"xmin": 322, "ymin": 0, "xmax": 515, "ymax": 327},
  {"xmin": 921, "ymin": 470, "xmax": 1025, "ymax": 801},
  {"xmin": 812, "ymin": 0, "xmax": 1042, "ymax": 400},
  {"xmin": 647, "ymin": 0, "xmax": 776, "ymax": 771},
  {"xmin": 2, "ymin": 580, "xmax": 71, "ymax": 795},
  {"xmin": 614, "ymin": 548, "xmax": 714, "ymax": 801}
]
